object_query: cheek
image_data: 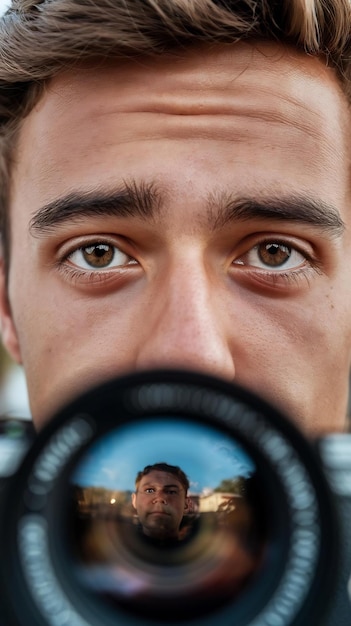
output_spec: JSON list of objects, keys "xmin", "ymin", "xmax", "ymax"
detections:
[
  {"xmin": 284, "ymin": 291, "xmax": 351, "ymax": 360},
  {"xmin": 227, "ymin": 289, "xmax": 350, "ymax": 405},
  {"xmin": 9, "ymin": 288, "xmax": 141, "ymax": 425},
  {"xmin": 12, "ymin": 283, "xmax": 129, "ymax": 360},
  {"xmin": 245, "ymin": 288, "xmax": 346, "ymax": 355}
]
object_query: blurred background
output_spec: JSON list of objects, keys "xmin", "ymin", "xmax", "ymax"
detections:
[
  {"xmin": 0, "ymin": 0, "xmax": 29, "ymax": 418},
  {"xmin": 0, "ymin": 344, "xmax": 30, "ymax": 418},
  {"xmin": 0, "ymin": 0, "xmax": 9, "ymax": 14}
]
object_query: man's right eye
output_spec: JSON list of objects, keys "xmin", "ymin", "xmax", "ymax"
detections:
[{"xmin": 67, "ymin": 241, "xmax": 137, "ymax": 270}]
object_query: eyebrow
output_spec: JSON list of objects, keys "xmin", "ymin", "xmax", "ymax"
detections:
[
  {"xmin": 29, "ymin": 179, "xmax": 345, "ymax": 238},
  {"xmin": 208, "ymin": 193, "xmax": 345, "ymax": 237},
  {"xmin": 29, "ymin": 179, "xmax": 162, "ymax": 235}
]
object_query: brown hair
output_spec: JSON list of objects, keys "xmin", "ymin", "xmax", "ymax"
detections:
[
  {"xmin": 1, "ymin": 0, "xmax": 351, "ymax": 268},
  {"xmin": 135, "ymin": 462, "xmax": 190, "ymax": 493}
]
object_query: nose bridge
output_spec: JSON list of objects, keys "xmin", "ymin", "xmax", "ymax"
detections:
[
  {"xmin": 158, "ymin": 258, "xmax": 211, "ymax": 335},
  {"xmin": 136, "ymin": 254, "xmax": 235, "ymax": 379},
  {"xmin": 153, "ymin": 488, "xmax": 167, "ymax": 503}
]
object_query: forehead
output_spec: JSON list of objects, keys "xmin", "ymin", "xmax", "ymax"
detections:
[
  {"xmin": 138, "ymin": 471, "xmax": 183, "ymax": 489},
  {"xmin": 11, "ymin": 40, "xmax": 351, "ymax": 226},
  {"xmin": 45, "ymin": 41, "xmax": 345, "ymax": 119}
]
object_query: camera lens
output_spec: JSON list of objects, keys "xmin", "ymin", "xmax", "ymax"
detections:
[
  {"xmin": 67, "ymin": 418, "xmax": 264, "ymax": 621},
  {"xmin": 0, "ymin": 370, "xmax": 339, "ymax": 626}
]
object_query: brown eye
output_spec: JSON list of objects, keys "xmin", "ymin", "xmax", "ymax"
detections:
[
  {"xmin": 82, "ymin": 243, "xmax": 114, "ymax": 268},
  {"xmin": 234, "ymin": 240, "xmax": 306, "ymax": 271},
  {"xmin": 67, "ymin": 242, "xmax": 136, "ymax": 270},
  {"xmin": 258, "ymin": 243, "xmax": 291, "ymax": 267}
]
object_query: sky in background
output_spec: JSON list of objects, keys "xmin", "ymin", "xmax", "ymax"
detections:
[
  {"xmin": 0, "ymin": 0, "xmax": 10, "ymax": 15},
  {"xmin": 72, "ymin": 418, "xmax": 255, "ymax": 494},
  {"xmin": 0, "ymin": 366, "xmax": 30, "ymax": 418}
]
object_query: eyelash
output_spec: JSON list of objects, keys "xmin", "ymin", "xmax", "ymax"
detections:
[
  {"xmin": 56, "ymin": 234, "xmax": 321, "ymax": 290},
  {"xmin": 57, "ymin": 265, "xmax": 113, "ymax": 284},
  {"xmin": 249, "ymin": 266, "xmax": 321, "ymax": 288},
  {"xmin": 231, "ymin": 236, "xmax": 321, "ymax": 284},
  {"xmin": 56, "ymin": 237, "xmax": 138, "ymax": 283}
]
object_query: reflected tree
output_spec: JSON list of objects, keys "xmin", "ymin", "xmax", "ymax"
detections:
[{"xmin": 213, "ymin": 476, "xmax": 246, "ymax": 495}]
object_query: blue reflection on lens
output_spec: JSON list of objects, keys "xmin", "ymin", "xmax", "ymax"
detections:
[{"xmin": 72, "ymin": 418, "xmax": 255, "ymax": 492}]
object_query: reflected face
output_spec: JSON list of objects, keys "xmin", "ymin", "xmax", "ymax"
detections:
[
  {"xmin": 1, "ymin": 41, "xmax": 351, "ymax": 433},
  {"xmin": 132, "ymin": 470, "xmax": 188, "ymax": 539}
]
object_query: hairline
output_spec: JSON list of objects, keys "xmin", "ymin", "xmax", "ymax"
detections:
[{"xmin": 135, "ymin": 463, "xmax": 190, "ymax": 493}]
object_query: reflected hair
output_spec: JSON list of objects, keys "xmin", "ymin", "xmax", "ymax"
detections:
[
  {"xmin": 135, "ymin": 462, "xmax": 190, "ymax": 493},
  {"xmin": 1, "ymin": 0, "xmax": 351, "ymax": 268}
]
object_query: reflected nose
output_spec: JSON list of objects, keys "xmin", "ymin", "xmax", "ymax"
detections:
[
  {"xmin": 136, "ymin": 259, "xmax": 235, "ymax": 381},
  {"xmin": 153, "ymin": 492, "xmax": 167, "ymax": 504}
]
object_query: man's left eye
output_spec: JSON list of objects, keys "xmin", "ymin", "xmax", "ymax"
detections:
[
  {"xmin": 67, "ymin": 242, "xmax": 136, "ymax": 270},
  {"xmin": 234, "ymin": 241, "xmax": 306, "ymax": 271}
]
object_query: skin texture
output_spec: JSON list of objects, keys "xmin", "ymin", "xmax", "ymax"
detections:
[
  {"xmin": 1, "ymin": 41, "xmax": 351, "ymax": 433},
  {"xmin": 132, "ymin": 470, "xmax": 189, "ymax": 539}
]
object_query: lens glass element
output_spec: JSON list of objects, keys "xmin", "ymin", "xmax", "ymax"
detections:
[{"xmin": 67, "ymin": 418, "xmax": 265, "ymax": 621}]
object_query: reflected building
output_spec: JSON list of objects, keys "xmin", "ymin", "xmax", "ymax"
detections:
[{"xmin": 199, "ymin": 492, "xmax": 241, "ymax": 513}]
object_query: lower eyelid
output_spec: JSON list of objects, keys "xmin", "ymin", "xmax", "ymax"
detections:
[
  {"xmin": 231, "ymin": 265, "xmax": 321, "ymax": 290},
  {"xmin": 55, "ymin": 262, "xmax": 141, "ymax": 290}
]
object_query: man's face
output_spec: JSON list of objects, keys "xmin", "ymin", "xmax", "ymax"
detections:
[
  {"xmin": 1, "ymin": 41, "xmax": 351, "ymax": 433},
  {"xmin": 132, "ymin": 470, "xmax": 188, "ymax": 539}
]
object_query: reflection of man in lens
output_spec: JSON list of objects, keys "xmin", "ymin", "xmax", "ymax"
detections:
[{"xmin": 132, "ymin": 463, "xmax": 189, "ymax": 543}]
